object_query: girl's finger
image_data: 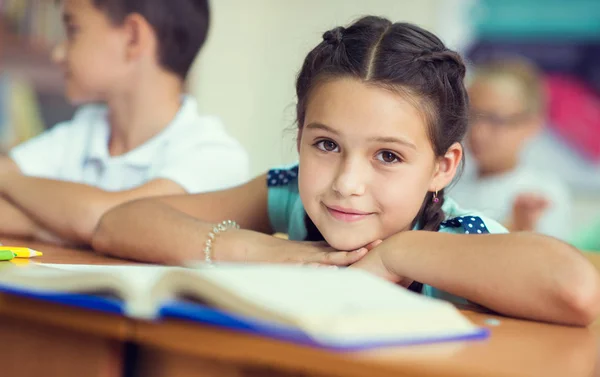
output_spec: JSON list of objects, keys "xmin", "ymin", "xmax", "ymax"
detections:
[
  {"xmin": 365, "ymin": 239, "xmax": 383, "ymax": 250},
  {"xmin": 314, "ymin": 248, "xmax": 368, "ymax": 265},
  {"xmin": 304, "ymin": 262, "xmax": 339, "ymax": 269}
]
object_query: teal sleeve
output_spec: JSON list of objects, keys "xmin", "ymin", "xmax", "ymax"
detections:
[
  {"xmin": 267, "ymin": 184, "xmax": 298, "ymax": 234},
  {"xmin": 266, "ymin": 165, "xmax": 308, "ymax": 240},
  {"xmin": 422, "ymin": 285, "xmax": 470, "ymax": 306}
]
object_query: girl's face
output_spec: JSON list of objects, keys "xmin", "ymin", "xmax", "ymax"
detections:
[{"xmin": 298, "ymin": 78, "xmax": 461, "ymax": 250}]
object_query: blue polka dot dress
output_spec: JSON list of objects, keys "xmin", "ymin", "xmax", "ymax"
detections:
[
  {"xmin": 267, "ymin": 165, "xmax": 298, "ymax": 187},
  {"xmin": 440, "ymin": 216, "xmax": 490, "ymax": 234}
]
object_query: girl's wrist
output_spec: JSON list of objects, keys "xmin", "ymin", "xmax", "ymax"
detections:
[
  {"xmin": 207, "ymin": 224, "xmax": 247, "ymax": 262},
  {"xmin": 212, "ymin": 229, "xmax": 285, "ymax": 263},
  {"xmin": 380, "ymin": 231, "xmax": 417, "ymax": 280}
]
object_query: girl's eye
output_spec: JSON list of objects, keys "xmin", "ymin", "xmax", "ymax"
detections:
[
  {"xmin": 316, "ymin": 140, "xmax": 339, "ymax": 152},
  {"xmin": 376, "ymin": 151, "xmax": 401, "ymax": 164}
]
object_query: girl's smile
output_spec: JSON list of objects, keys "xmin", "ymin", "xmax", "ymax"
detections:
[{"xmin": 324, "ymin": 204, "xmax": 376, "ymax": 223}]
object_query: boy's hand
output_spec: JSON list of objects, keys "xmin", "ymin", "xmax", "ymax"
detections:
[{"xmin": 508, "ymin": 193, "xmax": 550, "ymax": 232}]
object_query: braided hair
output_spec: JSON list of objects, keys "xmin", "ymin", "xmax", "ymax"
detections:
[{"xmin": 297, "ymin": 16, "xmax": 469, "ymax": 238}]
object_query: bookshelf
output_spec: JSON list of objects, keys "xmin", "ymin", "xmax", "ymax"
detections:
[
  {"xmin": 0, "ymin": 1, "xmax": 74, "ymax": 148},
  {"xmin": 1, "ymin": 0, "xmax": 65, "ymax": 95},
  {"xmin": 1, "ymin": 25, "xmax": 64, "ymax": 94}
]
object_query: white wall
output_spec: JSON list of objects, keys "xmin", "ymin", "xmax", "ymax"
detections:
[{"xmin": 188, "ymin": 0, "xmax": 439, "ymax": 176}]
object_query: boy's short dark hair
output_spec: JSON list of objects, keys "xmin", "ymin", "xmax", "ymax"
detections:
[{"xmin": 93, "ymin": 0, "xmax": 210, "ymax": 80}]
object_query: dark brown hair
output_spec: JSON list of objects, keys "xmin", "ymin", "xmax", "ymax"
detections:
[
  {"xmin": 91, "ymin": 0, "xmax": 210, "ymax": 80},
  {"xmin": 298, "ymin": 16, "xmax": 469, "ymax": 238}
]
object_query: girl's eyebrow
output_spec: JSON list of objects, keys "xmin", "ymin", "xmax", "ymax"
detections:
[
  {"xmin": 368, "ymin": 136, "xmax": 417, "ymax": 150},
  {"xmin": 305, "ymin": 122, "xmax": 339, "ymax": 135},
  {"xmin": 306, "ymin": 122, "xmax": 417, "ymax": 150}
]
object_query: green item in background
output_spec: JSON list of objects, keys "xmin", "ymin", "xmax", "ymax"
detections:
[
  {"xmin": 0, "ymin": 250, "xmax": 16, "ymax": 261},
  {"xmin": 571, "ymin": 217, "xmax": 600, "ymax": 252},
  {"xmin": 473, "ymin": 0, "xmax": 600, "ymax": 40}
]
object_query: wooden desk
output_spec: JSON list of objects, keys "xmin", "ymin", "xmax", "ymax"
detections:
[
  {"xmin": 132, "ymin": 310, "xmax": 600, "ymax": 377},
  {"xmin": 2, "ymin": 238, "xmax": 139, "ymax": 265},
  {"xmin": 1, "ymin": 238, "xmax": 600, "ymax": 377},
  {"xmin": 0, "ymin": 238, "xmax": 136, "ymax": 377},
  {"xmin": 132, "ymin": 252, "xmax": 600, "ymax": 377}
]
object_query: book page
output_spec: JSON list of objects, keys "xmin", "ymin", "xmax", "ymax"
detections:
[
  {"xmin": 0, "ymin": 263, "xmax": 184, "ymax": 317},
  {"xmin": 194, "ymin": 264, "xmax": 439, "ymax": 315},
  {"xmin": 185, "ymin": 264, "xmax": 474, "ymax": 339},
  {"xmin": 38, "ymin": 263, "xmax": 176, "ymax": 294},
  {"xmin": 0, "ymin": 263, "xmax": 478, "ymax": 341}
]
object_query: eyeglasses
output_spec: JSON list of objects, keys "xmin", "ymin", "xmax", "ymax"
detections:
[{"xmin": 469, "ymin": 110, "xmax": 531, "ymax": 128}]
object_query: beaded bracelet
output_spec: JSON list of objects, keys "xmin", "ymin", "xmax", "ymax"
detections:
[{"xmin": 204, "ymin": 220, "xmax": 240, "ymax": 264}]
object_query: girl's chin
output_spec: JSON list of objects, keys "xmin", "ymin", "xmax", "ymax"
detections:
[{"xmin": 322, "ymin": 235, "xmax": 376, "ymax": 252}]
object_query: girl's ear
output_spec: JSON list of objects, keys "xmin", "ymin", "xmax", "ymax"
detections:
[{"xmin": 429, "ymin": 142, "xmax": 463, "ymax": 191}]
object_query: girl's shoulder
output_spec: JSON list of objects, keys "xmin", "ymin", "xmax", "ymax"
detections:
[
  {"xmin": 266, "ymin": 163, "xmax": 307, "ymax": 240},
  {"xmin": 267, "ymin": 164, "xmax": 299, "ymax": 189},
  {"xmin": 440, "ymin": 197, "xmax": 508, "ymax": 235}
]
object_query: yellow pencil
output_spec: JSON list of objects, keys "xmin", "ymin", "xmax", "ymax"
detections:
[{"xmin": 0, "ymin": 247, "xmax": 43, "ymax": 258}]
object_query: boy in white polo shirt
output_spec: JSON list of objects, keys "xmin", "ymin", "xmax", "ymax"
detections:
[{"xmin": 0, "ymin": 0, "xmax": 248, "ymax": 245}]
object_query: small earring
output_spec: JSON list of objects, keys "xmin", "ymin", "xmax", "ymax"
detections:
[{"xmin": 432, "ymin": 190, "xmax": 440, "ymax": 203}]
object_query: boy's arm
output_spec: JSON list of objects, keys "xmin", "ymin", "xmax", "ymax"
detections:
[
  {"xmin": 0, "ymin": 196, "xmax": 52, "ymax": 240},
  {"xmin": 352, "ymin": 231, "xmax": 600, "ymax": 326},
  {"xmin": 0, "ymin": 156, "xmax": 20, "ymax": 174},
  {"xmin": 0, "ymin": 172, "xmax": 186, "ymax": 244},
  {"xmin": 0, "ymin": 157, "xmax": 73, "ymax": 244}
]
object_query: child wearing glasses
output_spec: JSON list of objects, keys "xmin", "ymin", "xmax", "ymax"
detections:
[{"xmin": 450, "ymin": 58, "xmax": 571, "ymax": 239}]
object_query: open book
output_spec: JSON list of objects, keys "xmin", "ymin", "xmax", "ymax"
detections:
[{"xmin": 0, "ymin": 263, "xmax": 488, "ymax": 350}]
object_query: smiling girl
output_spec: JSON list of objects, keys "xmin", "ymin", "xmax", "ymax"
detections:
[{"xmin": 92, "ymin": 17, "xmax": 600, "ymax": 326}]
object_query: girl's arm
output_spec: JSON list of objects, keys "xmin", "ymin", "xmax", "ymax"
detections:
[
  {"xmin": 351, "ymin": 231, "xmax": 600, "ymax": 326},
  {"xmin": 92, "ymin": 174, "xmax": 367, "ymax": 265}
]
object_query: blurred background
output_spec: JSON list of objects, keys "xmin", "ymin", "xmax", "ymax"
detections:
[{"xmin": 1, "ymin": 0, "xmax": 599, "ymax": 229}]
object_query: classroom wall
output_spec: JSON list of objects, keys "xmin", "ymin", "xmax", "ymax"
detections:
[{"xmin": 188, "ymin": 0, "xmax": 446, "ymax": 177}]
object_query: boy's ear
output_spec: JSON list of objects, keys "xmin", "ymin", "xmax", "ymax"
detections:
[
  {"xmin": 122, "ymin": 13, "xmax": 155, "ymax": 61},
  {"xmin": 429, "ymin": 142, "xmax": 462, "ymax": 192}
]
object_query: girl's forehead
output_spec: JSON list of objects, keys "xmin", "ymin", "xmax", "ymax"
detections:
[{"xmin": 304, "ymin": 78, "xmax": 431, "ymax": 144}]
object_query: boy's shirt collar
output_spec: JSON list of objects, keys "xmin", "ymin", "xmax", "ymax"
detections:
[{"xmin": 85, "ymin": 96, "xmax": 195, "ymax": 167}]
